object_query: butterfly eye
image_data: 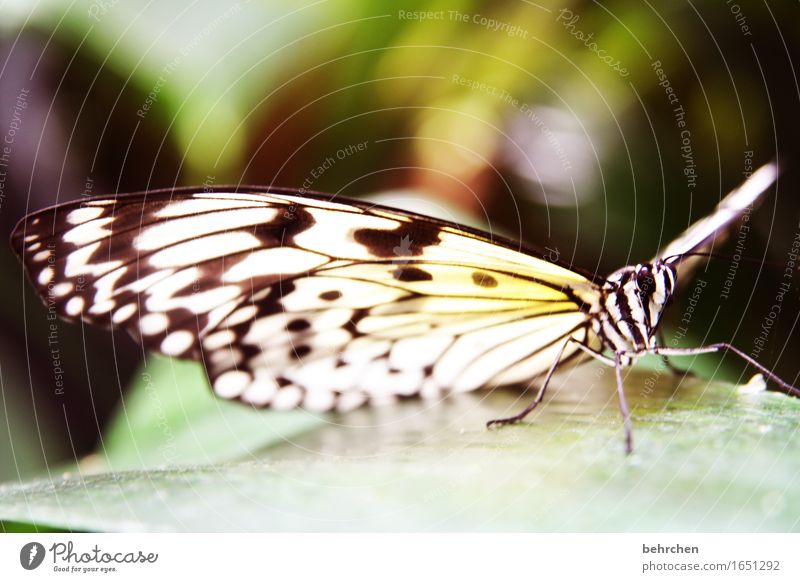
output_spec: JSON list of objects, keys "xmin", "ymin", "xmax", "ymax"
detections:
[{"xmin": 636, "ymin": 274, "xmax": 654, "ymax": 297}]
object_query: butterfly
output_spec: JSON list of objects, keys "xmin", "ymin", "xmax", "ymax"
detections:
[{"xmin": 10, "ymin": 162, "xmax": 798, "ymax": 453}]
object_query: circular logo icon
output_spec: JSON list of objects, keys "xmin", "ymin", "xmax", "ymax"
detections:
[{"xmin": 20, "ymin": 542, "xmax": 46, "ymax": 570}]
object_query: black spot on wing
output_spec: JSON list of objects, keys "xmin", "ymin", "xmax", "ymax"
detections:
[
  {"xmin": 291, "ymin": 345, "xmax": 312, "ymax": 359},
  {"xmin": 352, "ymin": 222, "xmax": 441, "ymax": 258},
  {"xmin": 262, "ymin": 206, "xmax": 316, "ymax": 243},
  {"xmin": 319, "ymin": 290, "xmax": 342, "ymax": 301},
  {"xmin": 287, "ymin": 318, "xmax": 312, "ymax": 332},
  {"xmin": 471, "ymin": 271, "xmax": 498, "ymax": 288},
  {"xmin": 391, "ymin": 266, "xmax": 433, "ymax": 282}
]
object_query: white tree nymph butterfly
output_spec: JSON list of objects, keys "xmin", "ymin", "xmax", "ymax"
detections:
[{"xmin": 11, "ymin": 162, "xmax": 798, "ymax": 453}]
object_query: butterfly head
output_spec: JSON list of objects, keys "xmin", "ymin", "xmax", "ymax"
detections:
[{"xmin": 603, "ymin": 259, "xmax": 677, "ymax": 351}]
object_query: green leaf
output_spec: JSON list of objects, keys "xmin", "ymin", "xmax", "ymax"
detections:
[
  {"xmin": 0, "ymin": 520, "xmax": 71, "ymax": 533},
  {"xmin": 1, "ymin": 366, "xmax": 799, "ymax": 531},
  {"xmin": 93, "ymin": 356, "xmax": 326, "ymax": 472}
]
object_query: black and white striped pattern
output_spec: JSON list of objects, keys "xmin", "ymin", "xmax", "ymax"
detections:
[
  {"xmin": 11, "ymin": 187, "xmax": 600, "ymax": 412},
  {"xmin": 594, "ymin": 260, "xmax": 676, "ymax": 360},
  {"xmin": 592, "ymin": 162, "xmax": 778, "ymax": 365}
]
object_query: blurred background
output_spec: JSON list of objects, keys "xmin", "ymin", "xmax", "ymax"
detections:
[{"xmin": 1, "ymin": 0, "xmax": 799, "ymax": 484}]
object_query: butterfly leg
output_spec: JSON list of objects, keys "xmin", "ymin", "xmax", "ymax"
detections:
[
  {"xmin": 486, "ymin": 338, "xmax": 572, "ymax": 429},
  {"xmin": 656, "ymin": 330, "xmax": 694, "ymax": 378},
  {"xmin": 568, "ymin": 342, "xmax": 635, "ymax": 452},
  {"xmin": 614, "ymin": 352, "xmax": 634, "ymax": 455},
  {"xmin": 648, "ymin": 343, "xmax": 800, "ymax": 398}
]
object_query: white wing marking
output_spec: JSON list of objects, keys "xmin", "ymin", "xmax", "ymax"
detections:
[{"xmin": 657, "ymin": 162, "xmax": 777, "ymax": 261}]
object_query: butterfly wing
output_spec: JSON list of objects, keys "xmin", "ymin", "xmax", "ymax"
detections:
[
  {"xmin": 655, "ymin": 162, "xmax": 777, "ymax": 263},
  {"xmin": 11, "ymin": 188, "xmax": 601, "ymax": 411}
]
